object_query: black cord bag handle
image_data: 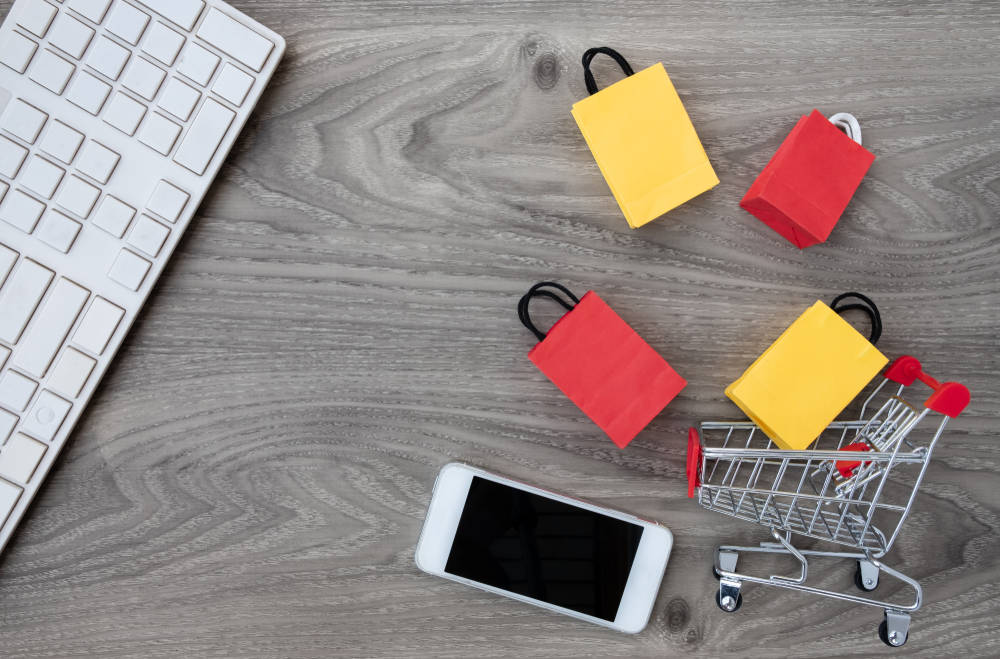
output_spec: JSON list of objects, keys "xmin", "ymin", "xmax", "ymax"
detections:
[
  {"xmin": 582, "ymin": 47, "xmax": 635, "ymax": 96},
  {"xmin": 518, "ymin": 282, "xmax": 581, "ymax": 342},
  {"xmin": 831, "ymin": 292, "xmax": 882, "ymax": 344}
]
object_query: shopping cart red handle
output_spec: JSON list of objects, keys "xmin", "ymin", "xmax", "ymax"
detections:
[
  {"xmin": 835, "ymin": 442, "xmax": 872, "ymax": 478},
  {"xmin": 686, "ymin": 427, "xmax": 702, "ymax": 498},
  {"xmin": 883, "ymin": 355, "xmax": 970, "ymax": 418}
]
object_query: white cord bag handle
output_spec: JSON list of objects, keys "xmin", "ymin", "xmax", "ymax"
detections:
[{"xmin": 828, "ymin": 112, "xmax": 862, "ymax": 144}]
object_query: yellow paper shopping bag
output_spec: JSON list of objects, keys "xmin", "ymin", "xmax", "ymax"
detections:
[
  {"xmin": 571, "ymin": 47, "xmax": 719, "ymax": 228},
  {"xmin": 725, "ymin": 293, "xmax": 889, "ymax": 450}
]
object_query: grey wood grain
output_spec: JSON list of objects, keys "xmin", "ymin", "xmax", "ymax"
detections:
[{"xmin": 1, "ymin": 0, "xmax": 999, "ymax": 656}]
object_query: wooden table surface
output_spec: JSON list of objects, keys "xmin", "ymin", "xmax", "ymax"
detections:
[{"xmin": 1, "ymin": 1, "xmax": 998, "ymax": 656}]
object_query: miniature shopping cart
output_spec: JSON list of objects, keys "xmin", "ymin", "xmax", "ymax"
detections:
[{"xmin": 687, "ymin": 355, "xmax": 970, "ymax": 648}]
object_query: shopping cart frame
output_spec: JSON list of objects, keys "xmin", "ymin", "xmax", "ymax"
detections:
[{"xmin": 689, "ymin": 355, "xmax": 970, "ymax": 648}]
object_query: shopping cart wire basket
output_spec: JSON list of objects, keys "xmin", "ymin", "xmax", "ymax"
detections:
[{"xmin": 688, "ymin": 355, "xmax": 970, "ymax": 648}]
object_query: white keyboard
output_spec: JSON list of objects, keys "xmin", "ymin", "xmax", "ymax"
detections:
[{"xmin": 0, "ymin": 0, "xmax": 284, "ymax": 554}]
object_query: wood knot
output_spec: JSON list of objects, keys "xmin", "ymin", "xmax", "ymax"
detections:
[
  {"xmin": 533, "ymin": 52, "xmax": 559, "ymax": 90},
  {"xmin": 665, "ymin": 597, "xmax": 690, "ymax": 632}
]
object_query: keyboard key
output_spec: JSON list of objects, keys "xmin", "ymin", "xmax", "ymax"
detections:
[
  {"xmin": 0, "ymin": 478, "xmax": 22, "ymax": 527},
  {"xmin": 173, "ymin": 98, "xmax": 233, "ymax": 175},
  {"xmin": 147, "ymin": 180, "xmax": 188, "ymax": 222},
  {"xmin": 212, "ymin": 63, "xmax": 253, "ymax": 107},
  {"xmin": 0, "ymin": 182, "xmax": 6, "ymax": 203},
  {"xmin": 137, "ymin": 0, "xmax": 204, "ymax": 31},
  {"xmin": 128, "ymin": 214, "xmax": 169, "ymax": 256},
  {"xmin": 0, "ymin": 371, "xmax": 37, "ymax": 412},
  {"xmin": 48, "ymin": 347, "xmax": 96, "ymax": 398},
  {"xmin": 0, "ymin": 135, "xmax": 29, "ymax": 178},
  {"xmin": 0, "ymin": 433, "xmax": 47, "ymax": 484},
  {"xmin": 16, "ymin": 1, "xmax": 57, "ymax": 38},
  {"xmin": 0, "ymin": 259, "xmax": 52, "ymax": 343},
  {"xmin": 48, "ymin": 13, "xmax": 95, "ymax": 60},
  {"xmin": 92, "ymin": 195, "xmax": 135, "ymax": 237},
  {"xmin": 157, "ymin": 77, "xmax": 200, "ymax": 121},
  {"xmin": 73, "ymin": 297, "xmax": 123, "ymax": 354},
  {"xmin": 0, "ymin": 190, "xmax": 46, "ymax": 233},
  {"xmin": 36, "ymin": 209, "xmax": 82, "ymax": 253},
  {"xmin": 0, "ymin": 31, "xmax": 38, "ymax": 74},
  {"xmin": 86, "ymin": 35, "xmax": 130, "ymax": 80},
  {"xmin": 197, "ymin": 8, "xmax": 273, "ymax": 72},
  {"xmin": 2, "ymin": 99, "xmax": 48, "ymax": 144},
  {"xmin": 76, "ymin": 140, "xmax": 119, "ymax": 183},
  {"xmin": 122, "ymin": 57, "xmax": 165, "ymax": 101},
  {"xmin": 0, "ymin": 346, "xmax": 8, "ymax": 369},
  {"xmin": 0, "ymin": 409, "xmax": 16, "ymax": 442},
  {"xmin": 20, "ymin": 156, "xmax": 65, "ymax": 199},
  {"xmin": 103, "ymin": 92, "xmax": 146, "ymax": 135},
  {"xmin": 67, "ymin": 0, "xmax": 114, "ymax": 24},
  {"xmin": 142, "ymin": 22, "xmax": 185, "ymax": 66},
  {"xmin": 66, "ymin": 70, "xmax": 112, "ymax": 115},
  {"xmin": 106, "ymin": 2, "xmax": 149, "ymax": 45},
  {"xmin": 0, "ymin": 245, "xmax": 15, "ymax": 286},
  {"xmin": 21, "ymin": 390, "xmax": 71, "ymax": 441},
  {"xmin": 14, "ymin": 278, "xmax": 89, "ymax": 378},
  {"xmin": 28, "ymin": 49, "xmax": 75, "ymax": 95},
  {"xmin": 108, "ymin": 248, "xmax": 151, "ymax": 290},
  {"xmin": 39, "ymin": 120, "xmax": 84, "ymax": 164},
  {"xmin": 56, "ymin": 175, "xmax": 100, "ymax": 218},
  {"xmin": 176, "ymin": 42, "xmax": 218, "ymax": 86},
  {"xmin": 137, "ymin": 111, "xmax": 181, "ymax": 155}
]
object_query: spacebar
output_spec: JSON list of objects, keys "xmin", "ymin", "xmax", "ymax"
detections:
[{"xmin": 173, "ymin": 99, "xmax": 235, "ymax": 176}]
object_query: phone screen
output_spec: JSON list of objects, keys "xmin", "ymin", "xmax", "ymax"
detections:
[{"xmin": 445, "ymin": 476, "xmax": 644, "ymax": 621}]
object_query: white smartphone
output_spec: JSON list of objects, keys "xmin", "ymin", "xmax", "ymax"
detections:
[{"xmin": 415, "ymin": 463, "xmax": 673, "ymax": 634}]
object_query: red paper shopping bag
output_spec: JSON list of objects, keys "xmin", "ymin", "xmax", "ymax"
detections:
[
  {"xmin": 518, "ymin": 282, "xmax": 687, "ymax": 448},
  {"xmin": 740, "ymin": 110, "xmax": 875, "ymax": 248}
]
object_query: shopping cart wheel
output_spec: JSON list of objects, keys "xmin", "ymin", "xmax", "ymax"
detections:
[
  {"xmin": 878, "ymin": 611, "xmax": 910, "ymax": 648},
  {"xmin": 854, "ymin": 560, "xmax": 879, "ymax": 592},
  {"xmin": 715, "ymin": 587, "xmax": 742, "ymax": 613}
]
